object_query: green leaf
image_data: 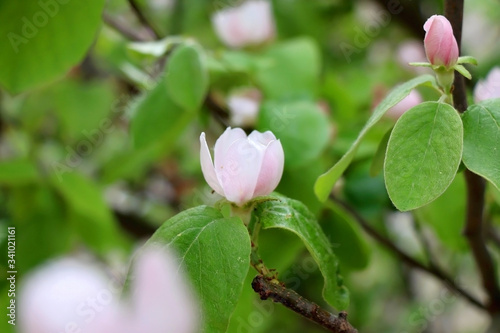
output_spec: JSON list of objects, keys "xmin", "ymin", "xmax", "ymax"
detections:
[
  {"xmin": 112, "ymin": 76, "xmax": 195, "ymax": 182},
  {"xmin": 414, "ymin": 174, "xmax": 467, "ymax": 251},
  {"xmin": 255, "ymin": 38, "xmax": 320, "ymax": 99},
  {"xmin": 370, "ymin": 127, "xmax": 393, "ymax": 177},
  {"xmin": 0, "ymin": 0, "xmax": 105, "ymax": 93},
  {"xmin": 51, "ymin": 80, "xmax": 116, "ymax": 143},
  {"xmin": 148, "ymin": 206, "xmax": 251, "ymax": 333},
  {"xmin": 0, "ymin": 159, "xmax": 39, "ymax": 185},
  {"xmin": 323, "ymin": 201, "xmax": 371, "ymax": 270},
  {"xmin": 409, "ymin": 62, "xmax": 432, "ymax": 67},
  {"xmin": 132, "ymin": 78, "xmax": 186, "ymax": 149},
  {"xmin": 457, "ymin": 56, "xmax": 478, "ymax": 66},
  {"xmin": 253, "ymin": 195, "xmax": 349, "ymax": 310},
  {"xmin": 314, "ymin": 74, "xmax": 435, "ymax": 202},
  {"xmin": 257, "ymin": 99, "xmax": 330, "ymax": 169},
  {"xmin": 277, "ymin": 163, "xmax": 324, "ymax": 214},
  {"xmin": 5, "ymin": 186, "xmax": 73, "ymax": 271},
  {"xmin": 384, "ymin": 102, "xmax": 463, "ymax": 211},
  {"xmin": 218, "ymin": 50, "xmax": 256, "ymax": 73},
  {"xmin": 128, "ymin": 36, "xmax": 182, "ymax": 58},
  {"xmin": 50, "ymin": 172, "xmax": 129, "ymax": 253},
  {"xmin": 462, "ymin": 99, "xmax": 500, "ymax": 190},
  {"xmin": 454, "ymin": 64, "xmax": 472, "ymax": 80},
  {"xmin": 166, "ymin": 43, "xmax": 208, "ymax": 112}
]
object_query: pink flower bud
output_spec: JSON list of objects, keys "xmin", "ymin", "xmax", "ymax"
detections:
[
  {"xmin": 200, "ymin": 128, "xmax": 284, "ymax": 205},
  {"xmin": 423, "ymin": 15, "xmax": 459, "ymax": 68},
  {"xmin": 474, "ymin": 67, "xmax": 500, "ymax": 103},
  {"xmin": 386, "ymin": 90, "xmax": 423, "ymax": 119},
  {"xmin": 212, "ymin": 1, "xmax": 275, "ymax": 48}
]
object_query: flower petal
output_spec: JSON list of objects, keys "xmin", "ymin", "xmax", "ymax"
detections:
[
  {"xmin": 212, "ymin": 8, "xmax": 246, "ymax": 48},
  {"xmin": 423, "ymin": 15, "xmax": 458, "ymax": 67},
  {"xmin": 239, "ymin": 1, "xmax": 275, "ymax": 45},
  {"xmin": 211, "ymin": 1, "xmax": 274, "ymax": 48},
  {"xmin": 253, "ymin": 139, "xmax": 284, "ymax": 197},
  {"xmin": 214, "ymin": 127, "xmax": 248, "ymax": 163},
  {"xmin": 18, "ymin": 259, "xmax": 115, "ymax": 333},
  {"xmin": 248, "ymin": 130, "xmax": 277, "ymax": 146},
  {"xmin": 474, "ymin": 67, "xmax": 500, "ymax": 103},
  {"xmin": 216, "ymin": 137, "xmax": 265, "ymax": 205},
  {"xmin": 200, "ymin": 132, "xmax": 224, "ymax": 196},
  {"xmin": 129, "ymin": 246, "xmax": 198, "ymax": 333}
]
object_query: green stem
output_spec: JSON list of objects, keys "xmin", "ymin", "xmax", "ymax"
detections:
[{"xmin": 248, "ymin": 214, "xmax": 277, "ymax": 281}]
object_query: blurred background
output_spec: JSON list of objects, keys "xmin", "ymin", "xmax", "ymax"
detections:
[{"xmin": 1, "ymin": 0, "xmax": 500, "ymax": 332}]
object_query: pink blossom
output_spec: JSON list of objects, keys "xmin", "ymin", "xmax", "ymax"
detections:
[
  {"xmin": 386, "ymin": 90, "xmax": 423, "ymax": 119},
  {"xmin": 227, "ymin": 88, "xmax": 262, "ymax": 127},
  {"xmin": 18, "ymin": 247, "xmax": 198, "ymax": 333},
  {"xmin": 423, "ymin": 15, "xmax": 459, "ymax": 68},
  {"xmin": 396, "ymin": 40, "xmax": 429, "ymax": 74},
  {"xmin": 474, "ymin": 67, "xmax": 500, "ymax": 103},
  {"xmin": 200, "ymin": 128, "xmax": 284, "ymax": 205},
  {"xmin": 212, "ymin": 1, "xmax": 275, "ymax": 48}
]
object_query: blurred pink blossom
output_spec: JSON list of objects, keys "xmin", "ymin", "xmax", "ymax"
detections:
[
  {"xmin": 19, "ymin": 247, "xmax": 198, "ymax": 333},
  {"xmin": 423, "ymin": 15, "xmax": 459, "ymax": 68},
  {"xmin": 212, "ymin": 1, "xmax": 275, "ymax": 48},
  {"xmin": 227, "ymin": 88, "xmax": 262, "ymax": 127},
  {"xmin": 386, "ymin": 90, "xmax": 423, "ymax": 119},
  {"xmin": 200, "ymin": 127, "xmax": 284, "ymax": 205},
  {"xmin": 474, "ymin": 67, "xmax": 500, "ymax": 103},
  {"xmin": 396, "ymin": 40, "xmax": 429, "ymax": 74}
]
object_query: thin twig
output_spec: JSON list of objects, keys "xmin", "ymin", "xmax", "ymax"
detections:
[
  {"xmin": 252, "ymin": 276, "xmax": 358, "ymax": 333},
  {"xmin": 128, "ymin": 0, "xmax": 162, "ymax": 39},
  {"xmin": 411, "ymin": 216, "xmax": 436, "ymax": 267},
  {"xmin": 331, "ymin": 197, "xmax": 485, "ymax": 311},
  {"xmin": 372, "ymin": 0, "xmax": 427, "ymax": 39},
  {"xmin": 102, "ymin": 12, "xmax": 149, "ymax": 42},
  {"xmin": 204, "ymin": 95, "xmax": 230, "ymax": 128},
  {"xmin": 463, "ymin": 170, "xmax": 500, "ymax": 312},
  {"xmin": 445, "ymin": 0, "xmax": 500, "ymax": 313},
  {"xmin": 486, "ymin": 222, "xmax": 500, "ymax": 249}
]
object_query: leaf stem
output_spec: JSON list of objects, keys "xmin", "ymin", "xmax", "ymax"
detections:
[
  {"xmin": 252, "ymin": 275, "xmax": 358, "ymax": 333},
  {"xmin": 248, "ymin": 215, "xmax": 275, "ymax": 279}
]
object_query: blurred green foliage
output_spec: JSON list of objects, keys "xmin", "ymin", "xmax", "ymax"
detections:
[{"xmin": 1, "ymin": 1, "xmax": 500, "ymax": 333}]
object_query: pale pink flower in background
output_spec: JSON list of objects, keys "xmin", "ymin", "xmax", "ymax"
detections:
[
  {"xmin": 18, "ymin": 259, "xmax": 117, "ymax": 333},
  {"xmin": 386, "ymin": 90, "xmax": 423, "ymax": 119},
  {"xmin": 474, "ymin": 67, "xmax": 500, "ymax": 103},
  {"xmin": 19, "ymin": 247, "xmax": 198, "ymax": 333},
  {"xmin": 200, "ymin": 128, "xmax": 284, "ymax": 205},
  {"xmin": 227, "ymin": 88, "xmax": 262, "ymax": 127},
  {"xmin": 212, "ymin": 0, "xmax": 275, "ymax": 48},
  {"xmin": 463, "ymin": 11, "xmax": 500, "ymax": 62},
  {"xmin": 396, "ymin": 40, "xmax": 429, "ymax": 74},
  {"xmin": 423, "ymin": 15, "xmax": 459, "ymax": 68}
]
